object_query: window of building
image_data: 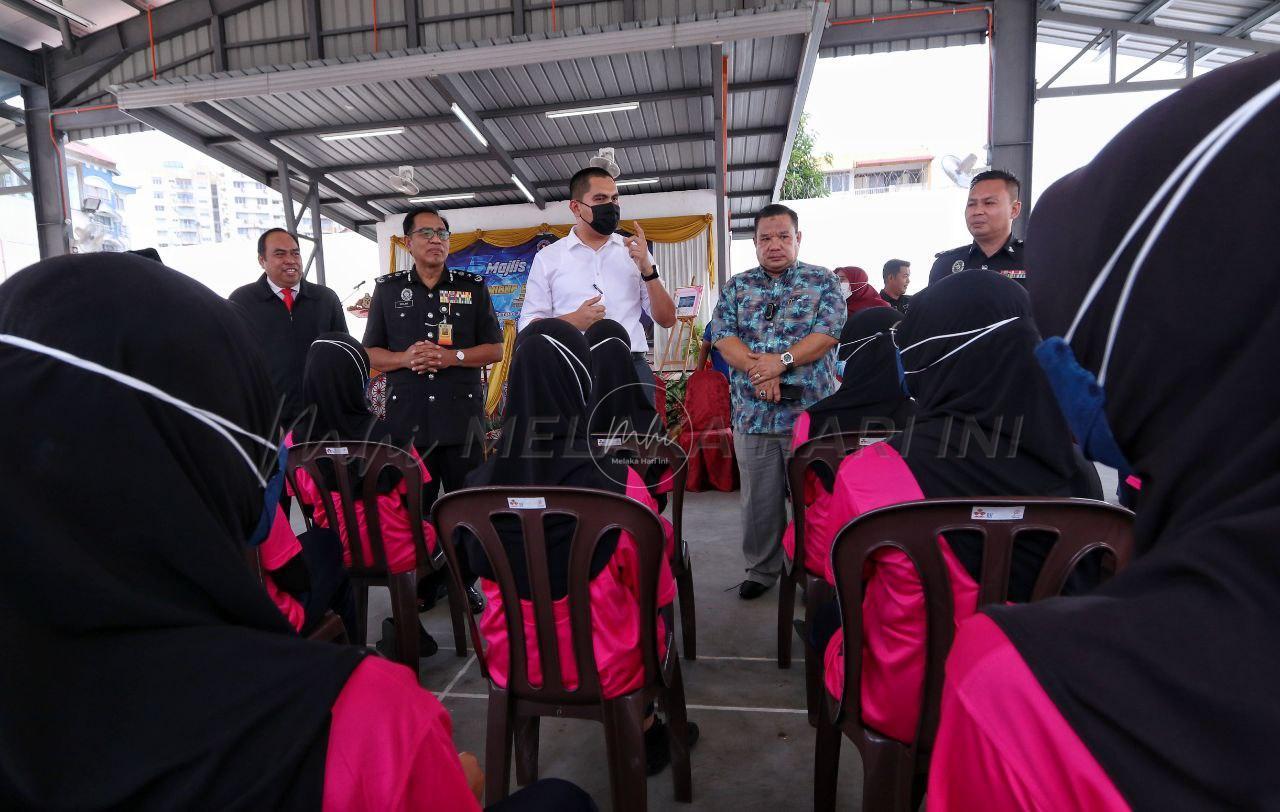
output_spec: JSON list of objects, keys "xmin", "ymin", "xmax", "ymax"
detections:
[{"xmin": 823, "ymin": 171, "xmax": 851, "ymax": 194}]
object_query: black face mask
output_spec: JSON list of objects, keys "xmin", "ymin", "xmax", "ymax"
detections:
[{"xmin": 580, "ymin": 202, "xmax": 621, "ymax": 236}]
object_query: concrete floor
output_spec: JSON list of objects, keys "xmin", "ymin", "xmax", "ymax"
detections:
[{"xmin": 358, "ymin": 489, "xmax": 865, "ymax": 811}]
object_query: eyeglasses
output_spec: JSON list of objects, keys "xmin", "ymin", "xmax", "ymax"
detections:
[{"xmin": 409, "ymin": 227, "xmax": 450, "ymax": 241}]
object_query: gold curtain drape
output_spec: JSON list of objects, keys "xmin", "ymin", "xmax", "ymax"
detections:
[
  {"xmin": 485, "ymin": 319, "xmax": 519, "ymax": 416},
  {"xmin": 389, "ymin": 214, "xmax": 714, "ymax": 285}
]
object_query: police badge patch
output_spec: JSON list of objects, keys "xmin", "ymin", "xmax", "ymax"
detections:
[
  {"xmin": 952, "ymin": 260, "xmax": 964, "ymax": 273},
  {"xmin": 400, "ymin": 288, "xmax": 413, "ymax": 302}
]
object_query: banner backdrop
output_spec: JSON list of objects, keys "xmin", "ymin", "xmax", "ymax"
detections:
[{"xmin": 447, "ymin": 233, "xmax": 558, "ymax": 326}]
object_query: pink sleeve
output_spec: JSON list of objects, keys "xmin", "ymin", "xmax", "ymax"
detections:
[
  {"xmin": 928, "ymin": 615, "xmax": 1127, "ymax": 811},
  {"xmin": 324, "ymin": 658, "xmax": 481, "ymax": 812},
  {"xmin": 259, "ymin": 506, "xmax": 302, "ymax": 571},
  {"xmin": 409, "ymin": 446, "xmax": 432, "ymax": 484},
  {"xmin": 823, "ymin": 444, "xmax": 925, "ymax": 584},
  {"xmin": 623, "ymin": 468, "xmax": 677, "ymax": 605},
  {"xmin": 791, "ymin": 410, "xmax": 811, "ymax": 451}
]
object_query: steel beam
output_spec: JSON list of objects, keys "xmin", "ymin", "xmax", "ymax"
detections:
[
  {"xmin": 277, "ymin": 156, "xmax": 298, "ymax": 233},
  {"xmin": 1037, "ymin": 77, "xmax": 1188, "ymax": 98},
  {"xmin": 112, "ymin": 6, "xmax": 818, "ymax": 109},
  {"xmin": 0, "ymin": 0, "xmax": 59, "ymax": 32},
  {"xmin": 47, "ymin": 0, "xmax": 281, "ymax": 105},
  {"xmin": 0, "ymin": 105, "xmax": 24, "ymax": 125},
  {"xmin": 507, "ymin": 126, "xmax": 785, "ymax": 160},
  {"xmin": 23, "ymin": 84, "xmax": 70, "ymax": 258},
  {"xmin": 430, "ymin": 74, "xmax": 545, "ymax": 210},
  {"xmin": 711, "ymin": 43, "xmax": 730, "ymax": 288},
  {"xmin": 991, "ymin": 0, "xmax": 1035, "ymax": 239},
  {"xmin": 211, "ymin": 13, "xmax": 227, "ymax": 71},
  {"xmin": 0, "ymin": 153, "xmax": 30, "ymax": 184},
  {"xmin": 403, "ymin": 0, "xmax": 420, "ymax": 49},
  {"xmin": 820, "ymin": 4, "xmax": 990, "ymax": 49},
  {"xmin": 362, "ymin": 183, "xmax": 512, "ymax": 202},
  {"xmin": 1186, "ymin": 0, "xmax": 1280, "ymax": 65},
  {"xmin": 771, "ymin": 1, "xmax": 828, "ymax": 202},
  {"xmin": 303, "ymin": 0, "xmax": 324, "ymax": 60},
  {"xmin": 1039, "ymin": 10, "xmax": 1280, "ymax": 55},
  {"xmin": 533, "ymin": 161, "xmax": 775, "ymax": 189},
  {"xmin": 0, "ymin": 32, "xmax": 43, "ymax": 85},
  {"xmin": 308, "ymin": 179, "xmax": 326, "ymax": 285},
  {"xmin": 1129, "ymin": 0, "xmax": 1175, "ymax": 24}
]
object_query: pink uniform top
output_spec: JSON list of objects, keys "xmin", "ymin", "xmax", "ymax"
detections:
[
  {"xmin": 286, "ymin": 435, "xmax": 438, "ymax": 574},
  {"xmin": 261, "ymin": 506, "xmax": 306, "ymax": 632},
  {"xmin": 927, "ymin": 614, "xmax": 1127, "ymax": 811},
  {"xmin": 324, "ymin": 656, "xmax": 481, "ymax": 811},
  {"xmin": 478, "ymin": 468, "xmax": 677, "ymax": 700},
  {"xmin": 780, "ymin": 411, "xmax": 837, "ymax": 578},
  {"xmin": 819, "ymin": 442, "xmax": 980, "ymax": 744}
]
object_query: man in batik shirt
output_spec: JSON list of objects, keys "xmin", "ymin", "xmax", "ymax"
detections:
[{"xmin": 708, "ymin": 204, "xmax": 846, "ymax": 599}]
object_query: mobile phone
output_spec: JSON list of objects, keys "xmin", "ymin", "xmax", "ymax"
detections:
[{"xmin": 779, "ymin": 384, "xmax": 804, "ymax": 401}]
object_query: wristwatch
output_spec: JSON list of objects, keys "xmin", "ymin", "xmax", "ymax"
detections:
[
  {"xmin": 641, "ymin": 264, "xmax": 660, "ymax": 282},
  {"xmin": 780, "ymin": 350, "xmax": 795, "ymax": 372},
  {"xmin": 455, "ymin": 349, "xmax": 466, "ymax": 363}
]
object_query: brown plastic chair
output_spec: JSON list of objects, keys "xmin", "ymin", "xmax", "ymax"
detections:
[
  {"xmin": 287, "ymin": 440, "xmax": 469, "ymax": 668},
  {"xmin": 780, "ymin": 431, "xmax": 896, "ymax": 726},
  {"xmin": 813, "ymin": 497, "xmax": 1135, "ymax": 812},
  {"xmin": 242, "ymin": 547, "xmax": 349, "ymax": 643},
  {"xmin": 594, "ymin": 433, "xmax": 697, "ymax": 660},
  {"xmin": 433, "ymin": 486, "xmax": 694, "ymax": 812}
]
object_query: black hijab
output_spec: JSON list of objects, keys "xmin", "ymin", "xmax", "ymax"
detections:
[
  {"xmin": 807, "ymin": 306, "xmax": 913, "ymax": 437},
  {"xmin": 296, "ymin": 331, "xmax": 409, "ymax": 492},
  {"xmin": 585, "ymin": 318, "xmax": 661, "ymax": 439},
  {"xmin": 891, "ymin": 269, "xmax": 1078, "ymax": 500},
  {"xmin": 464, "ymin": 318, "xmax": 631, "ymax": 598},
  {"xmin": 0, "ymin": 254, "xmax": 365, "ymax": 809},
  {"xmin": 986, "ymin": 51, "xmax": 1280, "ymax": 807}
]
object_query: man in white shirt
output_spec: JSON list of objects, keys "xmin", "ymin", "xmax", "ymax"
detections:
[{"xmin": 517, "ymin": 167, "xmax": 677, "ymax": 394}]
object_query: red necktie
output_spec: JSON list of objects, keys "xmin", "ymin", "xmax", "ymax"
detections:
[{"xmin": 282, "ymin": 287, "xmax": 294, "ymax": 313}]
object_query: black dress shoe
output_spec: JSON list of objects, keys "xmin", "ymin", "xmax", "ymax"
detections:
[
  {"xmin": 738, "ymin": 580, "xmax": 771, "ymax": 600},
  {"xmin": 376, "ymin": 617, "xmax": 439, "ymax": 659},
  {"xmin": 466, "ymin": 584, "xmax": 485, "ymax": 615}
]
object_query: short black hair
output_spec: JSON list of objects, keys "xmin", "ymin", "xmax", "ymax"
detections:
[
  {"xmin": 970, "ymin": 169, "xmax": 1020, "ymax": 201},
  {"xmin": 569, "ymin": 167, "xmax": 614, "ymax": 202},
  {"xmin": 753, "ymin": 203, "xmax": 799, "ymax": 236},
  {"xmin": 882, "ymin": 259, "xmax": 910, "ymax": 282},
  {"xmin": 257, "ymin": 228, "xmax": 298, "ymax": 257},
  {"xmin": 402, "ymin": 206, "xmax": 451, "ymax": 236}
]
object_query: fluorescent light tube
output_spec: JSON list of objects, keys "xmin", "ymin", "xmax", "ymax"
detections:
[
  {"xmin": 614, "ymin": 177, "xmax": 660, "ymax": 187},
  {"xmin": 545, "ymin": 101, "xmax": 640, "ymax": 119},
  {"xmin": 29, "ymin": 0, "xmax": 93, "ymax": 28},
  {"xmin": 319, "ymin": 127, "xmax": 404, "ymax": 141},
  {"xmin": 451, "ymin": 103, "xmax": 488, "ymax": 148},
  {"xmin": 511, "ymin": 174, "xmax": 535, "ymax": 203},
  {"xmin": 408, "ymin": 192, "xmax": 476, "ymax": 203}
]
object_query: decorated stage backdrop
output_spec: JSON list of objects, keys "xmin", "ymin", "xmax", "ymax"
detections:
[{"xmin": 446, "ymin": 233, "xmax": 558, "ymax": 326}]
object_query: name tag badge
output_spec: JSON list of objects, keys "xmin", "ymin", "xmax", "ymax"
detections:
[
  {"xmin": 508, "ymin": 497, "xmax": 546, "ymax": 510},
  {"xmin": 971, "ymin": 506, "xmax": 1025, "ymax": 521},
  {"xmin": 438, "ymin": 322, "xmax": 453, "ymax": 346},
  {"xmin": 325, "ymin": 447, "xmax": 349, "ymax": 455},
  {"xmin": 394, "ymin": 300, "xmax": 413, "ymax": 309},
  {"xmin": 596, "ymin": 437, "xmax": 623, "ymax": 447}
]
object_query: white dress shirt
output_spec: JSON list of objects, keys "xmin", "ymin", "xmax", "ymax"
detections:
[
  {"xmin": 517, "ymin": 228, "xmax": 655, "ymax": 352},
  {"xmin": 266, "ymin": 276, "xmax": 300, "ymax": 302}
]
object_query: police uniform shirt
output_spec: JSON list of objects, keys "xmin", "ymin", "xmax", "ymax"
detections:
[
  {"xmin": 927, "ymin": 234, "xmax": 1027, "ymax": 287},
  {"xmin": 363, "ymin": 267, "xmax": 502, "ymax": 448}
]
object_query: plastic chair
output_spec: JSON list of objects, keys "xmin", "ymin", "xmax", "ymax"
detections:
[
  {"xmin": 594, "ymin": 433, "xmax": 697, "ymax": 660},
  {"xmin": 780, "ymin": 431, "xmax": 896, "ymax": 726},
  {"xmin": 814, "ymin": 497, "xmax": 1135, "ymax": 812},
  {"xmin": 287, "ymin": 441, "xmax": 469, "ymax": 668},
  {"xmin": 433, "ymin": 486, "xmax": 694, "ymax": 812}
]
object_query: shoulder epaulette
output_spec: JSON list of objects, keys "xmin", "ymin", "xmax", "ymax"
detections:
[{"xmin": 375, "ymin": 270, "xmax": 409, "ymax": 284}]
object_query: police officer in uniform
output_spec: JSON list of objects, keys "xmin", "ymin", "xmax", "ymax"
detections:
[
  {"xmin": 363, "ymin": 206, "xmax": 504, "ymax": 503},
  {"xmin": 928, "ymin": 169, "xmax": 1028, "ymax": 288}
]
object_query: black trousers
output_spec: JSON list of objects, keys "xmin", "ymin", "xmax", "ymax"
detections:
[
  {"xmin": 419, "ymin": 442, "xmax": 485, "ymax": 505},
  {"xmin": 296, "ymin": 527, "xmax": 357, "ymax": 637}
]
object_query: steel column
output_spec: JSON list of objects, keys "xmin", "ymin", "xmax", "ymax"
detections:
[
  {"xmin": 23, "ymin": 85, "xmax": 70, "ymax": 258},
  {"xmin": 309, "ymin": 179, "xmax": 326, "ymax": 285},
  {"xmin": 711, "ymin": 43, "xmax": 730, "ymax": 288},
  {"xmin": 990, "ymin": 0, "xmax": 1036, "ymax": 238}
]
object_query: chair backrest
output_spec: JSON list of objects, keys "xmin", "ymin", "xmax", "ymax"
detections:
[
  {"xmin": 787, "ymin": 431, "xmax": 896, "ymax": 578},
  {"xmin": 828, "ymin": 496, "xmax": 1135, "ymax": 751},
  {"xmin": 591, "ymin": 434, "xmax": 689, "ymax": 545},
  {"xmin": 286, "ymin": 441, "xmax": 435, "ymax": 577},
  {"xmin": 433, "ymin": 486, "xmax": 669, "ymax": 704}
]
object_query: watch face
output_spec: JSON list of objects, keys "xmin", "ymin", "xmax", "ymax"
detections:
[
  {"xmin": 781, "ymin": 352, "xmax": 794, "ymax": 364},
  {"xmin": 455, "ymin": 350, "xmax": 465, "ymax": 361}
]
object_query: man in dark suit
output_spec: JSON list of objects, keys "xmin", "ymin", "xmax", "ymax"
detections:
[{"xmin": 229, "ymin": 228, "xmax": 347, "ymax": 432}]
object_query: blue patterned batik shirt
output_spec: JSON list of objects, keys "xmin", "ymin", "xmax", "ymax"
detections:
[{"xmin": 707, "ymin": 261, "xmax": 847, "ymax": 435}]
